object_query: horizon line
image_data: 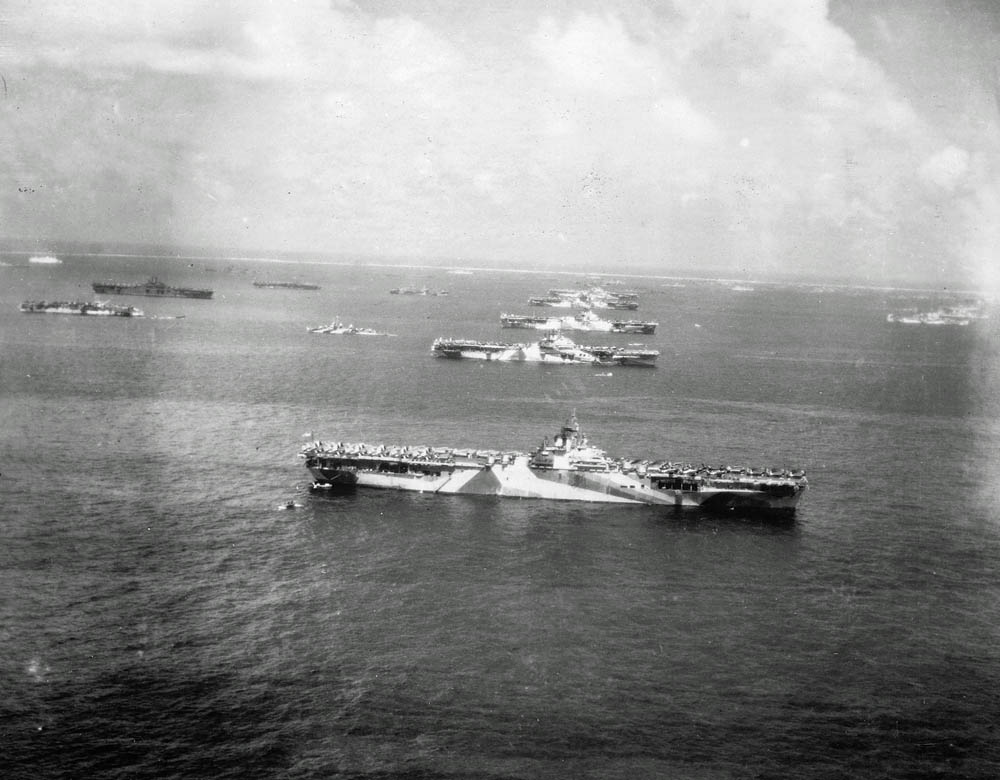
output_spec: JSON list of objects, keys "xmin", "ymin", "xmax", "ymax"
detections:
[{"xmin": 0, "ymin": 248, "xmax": 985, "ymax": 296}]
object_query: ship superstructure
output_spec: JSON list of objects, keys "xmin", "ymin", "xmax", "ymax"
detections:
[{"xmin": 302, "ymin": 413, "xmax": 807, "ymax": 513}]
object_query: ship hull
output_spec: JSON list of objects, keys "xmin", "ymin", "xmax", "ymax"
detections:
[{"xmin": 305, "ymin": 454, "xmax": 803, "ymax": 512}]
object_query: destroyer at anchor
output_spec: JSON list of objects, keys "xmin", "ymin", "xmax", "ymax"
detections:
[
  {"xmin": 308, "ymin": 319, "xmax": 395, "ymax": 336},
  {"xmin": 302, "ymin": 412, "xmax": 807, "ymax": 513}
]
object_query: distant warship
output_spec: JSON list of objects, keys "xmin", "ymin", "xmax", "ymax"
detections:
[
  {"xmin": 92, "ymin": 277, "xmax": 213, "ymax": 299},
  {"xmin": 500, "ymin": 311, "xmax": 657, "ymax": 334},
  {"xmin": 253, "ymin": 281, "xmax": 320, "ymax": 290},
  {"xmin": 303, "ymin": 412, "xmax": 807, "ymax": 513},
  {"xmin": 20, "ymin": 300, "xmax": 144, "ymax": 317},
  {"xmin": 431, "ymin": 334, "xmax": 658, "ymax": 366}
]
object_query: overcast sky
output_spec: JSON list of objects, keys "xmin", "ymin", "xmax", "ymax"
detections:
[{"xmin": 3, "ymin": 0, "xmax": 998, "ymax": 287}]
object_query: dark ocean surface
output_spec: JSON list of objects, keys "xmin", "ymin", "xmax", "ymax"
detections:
[{"xmin": 3, "ymin": 253, "xmax": 1000, "ymax": 779}]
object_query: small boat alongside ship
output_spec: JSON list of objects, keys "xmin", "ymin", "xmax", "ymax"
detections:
[
  {"xmin": 92, "ymin": 277, "xmax": 213, "ymax": 299},
  {"xmin": 20, "ymin": 300, "xmax": 144, "ymax": 317},
  {"xmin": 432, "ymin": 334, "xmax": 658, "ymax": 366},
  {"xmin": 302, "ymin": 412, "xmax": 807, "ymax": 513},
  {"xmin": 501, "ymin": 311, "xmax": 657, "ymax": 334}
]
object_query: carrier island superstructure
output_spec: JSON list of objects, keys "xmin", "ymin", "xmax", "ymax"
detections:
[{"xmin": 302, "ymin": 413, "xmax": 807, "ymax": 513}]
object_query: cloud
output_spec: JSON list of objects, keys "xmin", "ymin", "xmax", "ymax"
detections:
[
  {"xmin": 963, "ymin": 179, "xmax": 1000, "ymax": 293},
  {"xmin": 920, "ymin": 146, "xmax": 970, "ymax": 192},
  {"xmin": 3, "ymin": 0, "xmax": 999, "ymax": 286},
  {"xmin": 532, "ymin": 14, "xmax": 664, "ymax": 96},
  {"xmin": 5, "ymin": 0, "xmax": 361, "ymax": 79}
]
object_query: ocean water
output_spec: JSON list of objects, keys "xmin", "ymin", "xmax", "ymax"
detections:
[{"xmin": 2, "ymin": 253, "xmax": 1000, "ymax": 779}]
